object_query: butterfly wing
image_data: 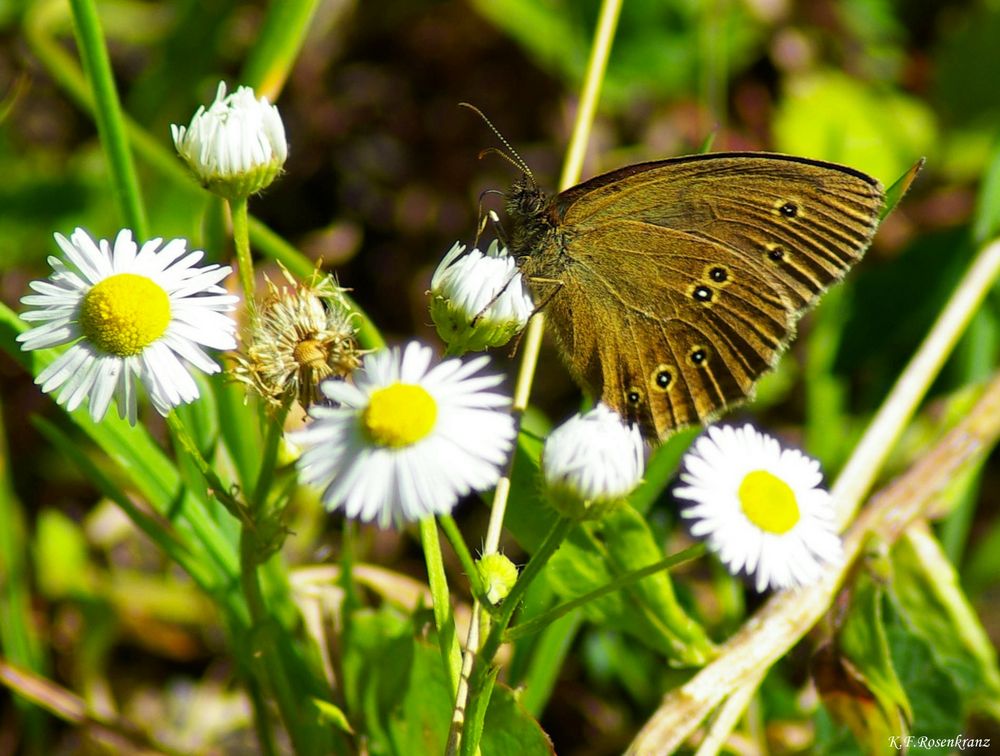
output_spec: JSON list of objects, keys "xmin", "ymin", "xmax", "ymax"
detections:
[{"xmin": 538, "ymin": 152, "xmax": 884, "ymax": 439}]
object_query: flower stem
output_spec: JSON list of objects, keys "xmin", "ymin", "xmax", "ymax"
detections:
[
  {"xmin": 239, "ymin": 525, "xmax": 319, "ymax": 753},
  {"xmin": 67, "ymin": 0, "xmax": 147, "ymax": 237},
  {"xmin": 477, "ymin": 517, "xmax": 574, "ymax": 664},
  {"xmin": 446, "ymin": 0, "xmax": 622, "ymax": 750},
  {"xmin": 237, "ymin": 537, "xmax": 280, "ymax": 756},
  {"xmin": 457, "ymin": 517, "xmax": 574, "ymax": 756},
  {"xmin": 241, "ymin": 394, "xmax": 323, "ymax": 753},
  {"xmin": 420, "ymin": 517, "xmax": 463, "ymax": 695},
  {"xmin": 439, "ymin": 514, "xmax": 486, "ymax": 601},
  {"xmin": 252, "ymin": 394, "xmax": 293, "ymax": 509},
  {"xmin": 229, "ymin": 196, "xmax": 255, "ymax": 301}
]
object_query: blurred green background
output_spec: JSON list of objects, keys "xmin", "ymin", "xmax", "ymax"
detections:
[{"xmin": 1, "ymin": 0, "xmax": 999, "ymax": 753}]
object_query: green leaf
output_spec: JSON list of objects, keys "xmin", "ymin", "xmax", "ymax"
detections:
[
  {"xmin": 504, "ymin": 431, "xmax": 560, "ymax": 554},
  {"xmin": 814, "ymin": 562, "xmax": 911, "ymax": 751},
  {"xmin": 214, "ymin": 375, "xmax": 264, "ymax": 497},
  {"xmin": 629, "ymin": 428, "xmax": 697, "ymax": 515},
  {"xmin": 885, "ymin": 614, "xmax": 964, "ymax": 753},
  {"xmin": 889, "ymin": 528, "xmax": 1000, "ymax": 720},
  {"xmin": 480, "ymin": 677, "xmax": 555, "ymax": 755},
  {"xmin": 341, "ymin": 607, "xmax": 414, "ymax": 750},
  {"xmin": 341, "ymin": 606, "xmax": 551, "ymax": 754},
  {"xmin": 882, "ymin": 158, "xmax": 925, "ymax": 219},
  {"xmin": 547, "ymin": 506, "xmax": 712, "ymax": 665},
  {"xmin": 511, "ymin": 607, "xmax": 583, "ymax": 716},
  {"xmin": 582, "ymin": 630, "xmax": 672, "ymax": 708},
  {"xmin": 314, "ymin": 698, "xmax": 354, "ymax": 734}
]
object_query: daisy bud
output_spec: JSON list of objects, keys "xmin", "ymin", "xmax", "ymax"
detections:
[
  {"xmin": 476, "ymin": 553, "xmax": 519, "ymax": 605},
  {"xmin": 171, "ymin": 82, "xmax": 287, "ymax": 200},
  {"xmin": 674, "ymin": 423, "xmax": 843, "ymax": 592},
  {"xmin": 541, "ymin": 404, "xmax": 645, "ymax": 521},
  {"xmin": 429, "ymin": 241, "xmax": 533, "ymax": 354}
]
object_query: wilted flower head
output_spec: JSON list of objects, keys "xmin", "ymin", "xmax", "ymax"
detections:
[
  {"xmin": 430, "ymin": 240, "xmax": 533, "ymax": 354},
  {"xmin": 541, "ymin": 404, "xmax": 645, "ymax": 520},
  {"xmin": 674, "ymin": 423, "xmax": 843, "ymax": 592},
  {"xmin": 171, "ymin": 81, "xmax": 287, "ymax": 199},
  {"xmin": 232, "ymin": 266, "xmax": 361, "ymax": 410}
]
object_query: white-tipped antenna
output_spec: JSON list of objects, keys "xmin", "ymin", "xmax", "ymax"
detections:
[{"xmin": 459, "ymin": 102, "xmax": 535, "ymax": 185}]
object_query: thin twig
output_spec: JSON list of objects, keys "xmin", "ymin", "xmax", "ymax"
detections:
[{"xmin": 0, "ymin": 659, "xmax": 184, "ymax": 756}]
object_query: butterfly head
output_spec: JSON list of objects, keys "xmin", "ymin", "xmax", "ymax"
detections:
[{"xmin": 505, "ymin": 174, "xmax": 552, "ymax": 261}]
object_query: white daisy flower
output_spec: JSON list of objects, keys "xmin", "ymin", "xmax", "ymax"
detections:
[
  {"xmin": 290, "ymin": 341, "xmax": 516, "ymax": 528},
  {"xmin": 541, "ymin": 404, "xmax": 645, "ymax": 520},
  {"xmin": 171, "ymin": 81, "xmax": 287, "ymax": 199},
  {"xmin": 17, "ymin": 228, "xmax": 239, "ymax": 425},
  {"xmin": 674, "ymin": 423, "xmax": 843, "ymax": 592},
  {"xmin": 429, "ymin": 240, "xmax": 533, "ymax": 354}
]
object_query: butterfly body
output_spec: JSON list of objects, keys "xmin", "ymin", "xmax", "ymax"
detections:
[{"xmin": 506, "ymin": 152, "xmax": 884, "ymax": 440}]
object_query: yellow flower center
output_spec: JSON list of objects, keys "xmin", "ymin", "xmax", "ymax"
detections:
[
  {"xmin": 361, "ymin": 382, "xmax": 437, "ymax": 448},
  {"xmin": 78, "ymin": 273, "xmax": 171, "ymax": 357},
  {"xmin": 738, "ymin": 469, "xmax": 799, "ymax": 534}
]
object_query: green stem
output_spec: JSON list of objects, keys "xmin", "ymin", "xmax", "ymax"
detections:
[
  {"xmin": 252, "ymin": 395, "xmax": 293, "ymax": 510},
  {"xmin": 240, "ymin": 386, "xmax": 329, "ymax": 753},
  {"xmin": 448, "ymin": 0, "xmax": 622, "ymax": 750},
  {"xmin": 505, "ymin": 544, "xmax": 705, "ymax": 642},
  {"xmin": 239, "ymin": 531, "xmax": 281, "ymax": 756},
  {"xmin": 478, "ymin": 518, "xmax": 573, "ymax": 669},
  {"xmin": 230, "ymin": 196, "xmax": 255, "ymax": 301},
  {"xmin": 240, "ymin": 471, "xmax": 316, "ymax": 753},
  {"xmin": 164, "ymin": 414, "xmax": 286, "ymax": 753},
  {"xmin": 67, "ymin": 0, "xmax": 147, "ymax": 237},
  {"xmin": 420, "ymin": 518, "xmax": 463, "ymax": 695},
  {"xmin": 438, "ymin": 514, "xmax": 485, "ymax": 601},
  {"xmin": 167, "ymin": 414, "xmax": 251, "ymax": 528},
  {"xmin": 458, "ymin": 518, "xmax": 574, "ymax": 756}
]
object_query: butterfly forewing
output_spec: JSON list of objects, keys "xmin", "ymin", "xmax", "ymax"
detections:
[{"xmin": 515, "ymin": 152, "xmax": 885, "ymax": 441}]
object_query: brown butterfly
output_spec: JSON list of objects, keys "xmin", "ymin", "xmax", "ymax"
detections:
[{"xmin": 504, "ymin": 152, "xmax": 884, "ymax": 440}]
